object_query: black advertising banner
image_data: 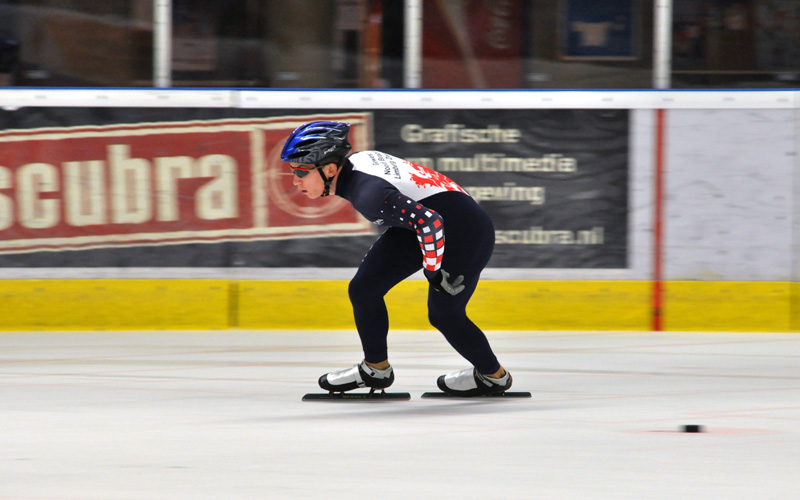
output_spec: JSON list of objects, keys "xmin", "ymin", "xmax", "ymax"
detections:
[
  {"xmin": 0, "ymin": 107, "xmax": 627, "ymax": 269},
  {"xmin": 372, "ymin": 109, "xmax": 629, "ymax": 268}
]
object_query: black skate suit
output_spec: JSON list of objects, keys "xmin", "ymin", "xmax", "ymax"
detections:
[{"xmin": 335, "ymin": 150, "xmax": 500, "ymax": 374}]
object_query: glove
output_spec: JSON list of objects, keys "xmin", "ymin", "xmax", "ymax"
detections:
[{"xmin": 424, "ymin": 268, "xmax": 465, "ymax": 296}]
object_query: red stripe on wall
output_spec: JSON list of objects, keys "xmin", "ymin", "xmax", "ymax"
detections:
[{"xmin": 653, "ymin": 109, "xmax": 666, "ymax": 331}]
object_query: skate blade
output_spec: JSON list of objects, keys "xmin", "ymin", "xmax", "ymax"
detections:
[
  {"xmin": 421, "ymin": 391, "xmax": 532, "ymax": 399},
  {"xmin": 302, "ymin": 391, "xmax": 411, "ymax": 402}
]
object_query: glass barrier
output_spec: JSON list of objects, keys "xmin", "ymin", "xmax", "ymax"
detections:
[
  {"xmin": 672, "ymin": 0, "xmax": 800, "ymax": 88},
  {"xmin": 0, "ymin": 0, "xmax": 797, "ymax": 89}
]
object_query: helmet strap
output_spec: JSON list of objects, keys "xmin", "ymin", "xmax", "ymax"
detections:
[{"xmin": 317, "ymin": 165, "xmax": 338, "ymax": 197}]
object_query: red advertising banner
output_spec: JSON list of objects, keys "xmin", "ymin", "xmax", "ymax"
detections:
[
  {"xmin": 0, "ymin": 114, "xmax": 375, "ymax": 253},
  {"xmin": 423, "ymin": 0, "xmax": 522, "ymax": 88}
]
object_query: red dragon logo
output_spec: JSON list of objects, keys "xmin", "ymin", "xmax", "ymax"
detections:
[{"xmin": 406, "ymin": 162, "xmax": 467, "ymax": 194}]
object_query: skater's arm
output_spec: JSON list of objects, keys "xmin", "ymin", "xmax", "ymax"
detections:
[
  {"xmin": 379, "ymin": 192, "xmax": 445, "ymax": 272},
  {"xmin": 342, "ymin": 173, "xmax": 446, "ymax": 273}
]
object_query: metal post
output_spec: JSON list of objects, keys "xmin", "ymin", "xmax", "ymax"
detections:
[
  {"xmin": 154, "ymin": 0, "xmax": 172, "ymax": 88},
  {"xmin": 403, "ymin": 0, "xmax": 422, "ymax": 88},
  {"xmin": 653, "ymin": 0, "xmax": 673, "ymax": 89}
]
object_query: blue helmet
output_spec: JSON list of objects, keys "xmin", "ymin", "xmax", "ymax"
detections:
[{"xmin": 280, "ymin": 121, "xmax": 352, "ymax": 166}]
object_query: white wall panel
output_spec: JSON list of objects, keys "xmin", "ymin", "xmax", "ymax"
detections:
[
  {"xmin": 626, "ymin": 109, "xmax": 656, "ymax": 281},
  {"xmin": 664, "ymin": 109, "xmax": 795, "ymax": 280},
  {"xmin": 794, "ymin": 107, "xmax": 800, "ymax": 282}
]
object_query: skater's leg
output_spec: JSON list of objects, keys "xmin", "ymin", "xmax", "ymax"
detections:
[
  {"xmin": 349, "ymin": 227, "xmax": 421, "ymax": 363},
  {"xmin": 427, "ymin": 275, "xmax": 501, "ymax": 375},
  {"xmin": 423, "ymin": 196, "xmax": 501, "ymax": 375}
]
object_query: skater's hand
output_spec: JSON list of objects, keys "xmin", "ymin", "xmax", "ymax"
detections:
[{"xmin": 424, "ymin": 268, "xmax": 465, "ymax": 296}]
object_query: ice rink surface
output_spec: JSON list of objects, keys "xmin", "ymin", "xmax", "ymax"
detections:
[{"xmin": 1, "ymin": 329, "xmax": 798, "ymax": 500}]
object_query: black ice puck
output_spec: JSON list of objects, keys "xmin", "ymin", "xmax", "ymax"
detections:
[{"xmin": 682, "ymin": 424, "xmax": 704, "ymax": 433}]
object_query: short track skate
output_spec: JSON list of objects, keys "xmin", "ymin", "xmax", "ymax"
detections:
[
  {"xmin": 302, "ymin": 388, "xmax": 411, "ymax": 402},
  {"xmin": 421, "ymin": 391, "xmax": 532, "ymax": 399}
]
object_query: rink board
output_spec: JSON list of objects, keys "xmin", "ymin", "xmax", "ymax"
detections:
[{"xmin": 0, "ymin": 279, "xmax": 794, "ymax": 332}]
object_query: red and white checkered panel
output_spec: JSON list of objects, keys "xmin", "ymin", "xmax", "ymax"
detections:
[{"xmin": 382, "ymin": 195, "xmax": 445, "ymax": 272}]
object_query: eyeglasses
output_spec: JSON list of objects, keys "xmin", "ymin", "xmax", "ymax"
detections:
[{"xmin": 291, "ymin": 165, "xmax": 319, "ymax": 178}]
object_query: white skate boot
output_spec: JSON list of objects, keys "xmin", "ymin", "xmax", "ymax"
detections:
[
  {"xmin": 319, "ymin": 361, "xmax": 394, "ymax": 393},
  {"xmin": 437, "ymin": 367, "xmax": 512, "ymax": 397}
]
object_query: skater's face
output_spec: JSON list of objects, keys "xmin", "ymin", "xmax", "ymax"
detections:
[{"xmin": 291, "ymin": 163, "xmax": 337, "ymax": 199}]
